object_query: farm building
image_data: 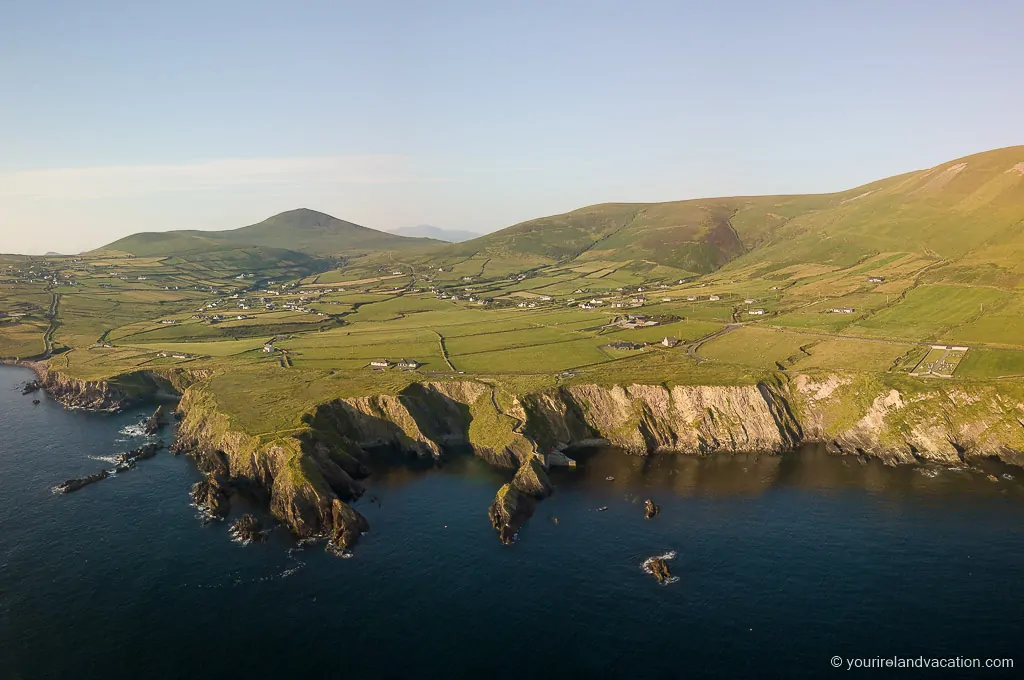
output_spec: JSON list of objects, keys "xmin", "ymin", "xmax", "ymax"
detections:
[
  {"xmin": 661, "ymin": 337, "xmax": 680, "ymax": 348},
  {"xmin": 396, "ymin": 359, "xmax": 421, "ymax": 370},
  {"xmin": 868, "ymin": 276, "xmax": 886, "ymax": 283},
  {"xmin": 709, "ymin": 295, "xmax": 721, "ymax": 301},
  {"xmin": 747, "ymin": 309, "xmax": 766, "ymax": 316},
  {"xmin": 829, "ymin": 308, "xmax": 856, "ymax": 314},
  {"xmin": 607, "ymin": 341, "xmax": 644, "ymax": 351},
  {"xmin": 370, "ymin": 359, "xmax": 392, "ymax": 368},
  {"xmin": 263, "ymin": 344, "xmax": 276, "ymax": 353}
]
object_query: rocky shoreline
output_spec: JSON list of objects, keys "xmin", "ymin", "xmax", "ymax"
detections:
[{"xmin": 29, "ymin": 363, "xmax": 1024, "ymax": 550}]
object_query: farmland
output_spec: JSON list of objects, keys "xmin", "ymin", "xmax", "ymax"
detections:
[{"xmin": 4, "ymin": 146, "xmax": 1024, "ymax": 438}]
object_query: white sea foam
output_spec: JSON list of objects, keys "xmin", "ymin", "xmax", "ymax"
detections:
[
  {"xmin": 88, "ymin": 454, "xmax": 122, "ymax": 464},
  {"xmin": 917, "ymin": 468, "xmax": 941, "ymax": 478},
  {"xmin": 118, "ymin": 423, "xmax": 149, "ymax": 438}
]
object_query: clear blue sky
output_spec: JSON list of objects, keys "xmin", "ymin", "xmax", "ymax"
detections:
[{"xmin": 2, "ymin": 0, "xmax": 1022, "ymax": 253}]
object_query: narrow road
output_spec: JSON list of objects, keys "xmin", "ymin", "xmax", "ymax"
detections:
[
  {"xmin": 686, "ymin": 323, "xmax": 742, "ymax": 363},
  {"xmin": 42, "ymin": 292, "xmax": 60, "ymax": 358}
]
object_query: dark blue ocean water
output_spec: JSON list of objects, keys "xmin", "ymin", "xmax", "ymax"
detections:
[{"xmin": 1, "ymin": 364, "xmax": 1022, "ymax": 679}]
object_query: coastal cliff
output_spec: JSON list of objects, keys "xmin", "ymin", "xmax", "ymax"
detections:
[{"xmin": 37, "ymin": 366, "xmax": 1024, "ymax": 540}]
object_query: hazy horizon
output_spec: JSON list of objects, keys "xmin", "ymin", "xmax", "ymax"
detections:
[{"xmin": 2, "ymin": 0, "xmax": 1022, "ymax": 254}]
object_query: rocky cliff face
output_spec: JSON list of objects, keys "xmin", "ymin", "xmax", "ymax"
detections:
[
  {"xmin": 42, "ymin": 367, "xmax": 1024, "ymax": 542},
  {"xmin": 522, "ymin": 383, "xmax": 801, "ymax": 455},
  {"xmin": 791, "ymin": 374, "xmax": 1024, "ymax": 467},
  {"xmin": 40, "ymin": 365, "xmax": 204, "ymax": 412}
]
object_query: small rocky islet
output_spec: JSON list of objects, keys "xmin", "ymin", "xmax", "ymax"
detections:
[{"xmin": 53, "ymin": 441, "xmax": 163, "ymax": 494}]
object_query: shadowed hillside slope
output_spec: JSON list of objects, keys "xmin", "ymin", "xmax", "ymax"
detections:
[{"xmin": 438, "ymin": 146, "xmax": 1024, "ymax": 277}]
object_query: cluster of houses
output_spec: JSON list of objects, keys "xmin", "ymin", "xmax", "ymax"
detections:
[
  {"xmin": 369, "ymin": 358, "xmax": 421, "ymax": 370},
  {"xmin": 616, "ymin": 314, "xmax": 661, "ymax": 329},
  {"xmin": 605, "ymin": 335, "xmax": 681, "ymax": 351}
]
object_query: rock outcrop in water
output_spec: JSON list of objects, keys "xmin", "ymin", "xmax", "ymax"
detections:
[
  {"xmin": 488, "ymin": 457, "xmax": 555, "ymax": 544},
  {"xmin": 646, "ymin": 557, "xmax": 673, "ymax": 584},
  {"xmin": 21, "ymin": 379, "xmax": 41, "ymax": 395},
  {"xmin": 191, "ymin": 475, "xmax": 231, "ymax": 520},
  {"xmin": 328, "ymin": 499, "xmax": 369, "ymax": 553},
  {"xmin": 53, "ymin": 442, "xmax": 163, "ymax": 493},
  {"xmin": 229, "ymin": 514, "xmax": 267, "ymax": 544},
  {"xmin": 644, "ymin": 499, "xmax": 660, "ymax": 519},
  {"xmin": 144, "ymin": 405, "xmax": 167, "ymax": 435},
  {"xmin": 54, "ymin": 470, "xmax": 110, "ymax": 494},
  {"xmin": 488, "ymin": 484, "xmax": 534, "ymax": 545},
  {"xmin": 112, "ymin": 442, "xmax": 162, "ymax": 471}
]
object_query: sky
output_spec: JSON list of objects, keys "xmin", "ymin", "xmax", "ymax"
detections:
[{"xmin": 1, "ymin": 0, "xmax": 1022, "ymax": 254}]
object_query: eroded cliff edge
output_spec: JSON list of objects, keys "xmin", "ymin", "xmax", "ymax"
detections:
[{"xmin": 40, "ymin": 367, "xmax": 1024, "ymax": 539}]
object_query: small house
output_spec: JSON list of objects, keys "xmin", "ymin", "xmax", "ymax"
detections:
[
  {"xmin": 263, "ymin": 344, "xmax": 276, "ymax": 353},
  {"xmin": 709, "ymin": 295, "xmax": 721, "ymax": 301},
  {"xmin": 396, "ymin": 359, "xmax": 421, "ymax": 370},
  {"xmin": 661, "ymin": 337, "xmax": 680, "ymax": 348},
  {"xmin": 868, "ymin": 276, "xmax": 885, "ymax": 283},
  {"xmin": 370, "ymin": 359, "xmax": 392, "ymax": 368},
  {"xmin": 829, "ymin": 308, "xmax": 855, "ymax": 314},
  {"xmin": 747, "ymin": 309, "xmax": 766, "ymax": 316}
]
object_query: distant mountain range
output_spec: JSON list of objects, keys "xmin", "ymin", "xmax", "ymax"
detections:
[{"xmin": 386, "ymin": 225, "xmax": 483, "ymax": 243}]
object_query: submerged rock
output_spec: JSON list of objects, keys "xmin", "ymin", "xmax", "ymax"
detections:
[
  {"xmin": 32, "ymin": 399, "xmax": 40, "ymax": 405},
  {"xmin": 191, "ymin": 476, "xmax": 231, "ymax": 519},
  {"xmin": 328, "ymin": 499, "xmax": 369, "ymax": 553},
  {"xmin": 54, "ymin": 470, "xmax": 109, "ymax": 494},
  {"xmin": 644, "ymin": 498, "xmax": 660, "ymax": 520},
  {"xmin": 511, "ymin": 457, "xmax": 553, "ymax": 498},
  {"xmin": 229, "ymin": 514, "xmax": 267, "ymax": 544}
]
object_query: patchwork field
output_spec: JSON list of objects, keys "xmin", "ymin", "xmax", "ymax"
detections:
[{"xmin": 7, "ymin": 202, "xmax": 1024, "ymax": 416}]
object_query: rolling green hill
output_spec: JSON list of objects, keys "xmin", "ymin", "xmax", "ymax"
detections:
[
  {"xmin": 97, "ymin": 208, "xmax": 441, "ymax": 257},
  {"xmin": 439, "ymin": 146, "xmax": 1024, "ymax": 278}
]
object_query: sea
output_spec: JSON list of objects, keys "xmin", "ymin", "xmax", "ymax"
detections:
[{"xmin": 1, "ymin": 364, "xmax": 1022, "ymax": 678}]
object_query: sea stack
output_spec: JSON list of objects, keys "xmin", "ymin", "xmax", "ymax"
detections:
[{"xmin": 488, "ymin": 457, "xmax": 554, "ymax": 544}]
